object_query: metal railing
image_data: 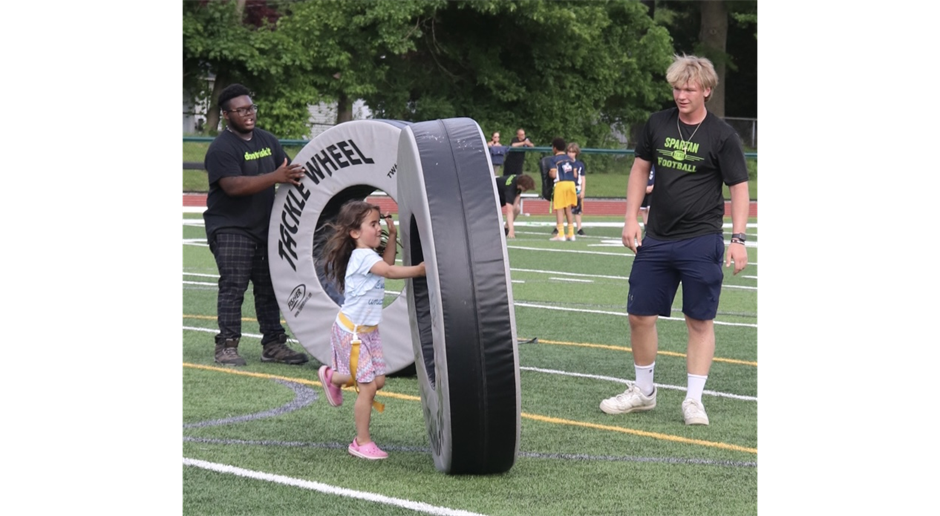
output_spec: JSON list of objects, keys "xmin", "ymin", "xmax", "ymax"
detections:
[{"xmin": 183, "ymin": 136, "xmax": 756, "ymax": 170}]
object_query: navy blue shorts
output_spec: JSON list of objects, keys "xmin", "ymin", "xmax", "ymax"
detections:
[{"xmin": 627, "ymin": 233, "xmax": 725, "ymax": 320}]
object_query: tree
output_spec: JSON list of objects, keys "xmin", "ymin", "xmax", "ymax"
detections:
[
  {"xmin": 183, "ymin": 0, "xmax": 281, "ymax": 135},
  {"xmin": 650, "ymin": 0, "xmax": 758, "ymax": 118},
  {"xmin": 184, "ymin": 0, "xmax": 751, "ymax": 146},
  {"xmin": 699, "ymin": 0, "xmax": 728, "ymax": 117},
  {"xmin": 183, "ymin": 0, "xmax": 353, "ymax": 138},
  {"xmin": 274, "ymin": 0, "xmax": 442, "ymax": 129},
  {"xmin": 363, "ymin": 0, "xmax": 674, "ymax": 149}
]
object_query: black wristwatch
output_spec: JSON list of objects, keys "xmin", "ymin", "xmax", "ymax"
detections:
[{"xmin": 731, "ymin": 232, "xmax": 746, "ymax": 244}]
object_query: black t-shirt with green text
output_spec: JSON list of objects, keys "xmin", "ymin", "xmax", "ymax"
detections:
[
  {"xmin": 203, "ymin": 128, "xmax": 290, "ymax": 244},
  {"xmin": 635, "ymin": 108, "xmax": 748, "ymax": 240}
]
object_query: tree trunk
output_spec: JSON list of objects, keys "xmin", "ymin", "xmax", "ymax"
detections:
[
  {"xmin": 336, "ymin": 92, "xmax": 353, "ymax": 124},
  {"xmin": 198, "ymin": 0, "xmax": 245, "ymax": 135},
  {"xmin": 699, "ymin": 0, "xmax": 727, "ymax": 118},
  {"xmin": 205, "ymin": 72, "xmax": 230, "ymax": 135}
]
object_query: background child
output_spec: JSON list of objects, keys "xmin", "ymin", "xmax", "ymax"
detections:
[
  {"xmin": 495, "ymin": 173, "xmax": 535, "ymax": 238},
  {"xmin": 317, "ymin": 200, "xmax": 426, "ymax": 460},
  {"xmin": 640, "ymin": 165, "xmax": 656, "ymax": 226},
  {"xmin": 547, "ymin": 137, "xmax": 578, "ymax": 241},
  {"xmin": 567, "ymin": 142, "xmax": 587, "ymax": 236}
]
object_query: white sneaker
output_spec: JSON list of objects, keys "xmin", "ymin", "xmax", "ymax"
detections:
[
  {"xmin": 549, "ymin": 235, "xmax": 566, "ymax": 241},
  {"xmin": 682, "ymin": 398, "xmax": 709, "ymax": 426},
  {"xmin": 600, "ymin": 383, "xmax": 656, "ymax": 415},
  {"xmin": 567, "ymin": 235, "xmax": 576, "ymax": 241}
]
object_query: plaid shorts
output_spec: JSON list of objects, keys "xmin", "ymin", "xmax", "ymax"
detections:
[{"xmin": 209, "ymin": 232, "xmax": 284, "ymax": 340}]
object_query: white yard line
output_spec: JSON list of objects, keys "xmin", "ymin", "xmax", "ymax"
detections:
[{"xmin": 182, "ymin": 458, "xmax": 487, "ymax": 516}]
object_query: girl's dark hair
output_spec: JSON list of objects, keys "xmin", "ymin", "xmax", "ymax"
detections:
[{"xmin": 320, "ymin": 200, "xmax": 382, "ymax": 293}]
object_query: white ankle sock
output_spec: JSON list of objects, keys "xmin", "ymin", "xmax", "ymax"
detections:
[
  {"xmin": 634, "ymin": 362, "xmax": 655, "ymax": 396},
  {"xmin": 686, "ymin": 374, "xmax": 708, "ymax": 403}
]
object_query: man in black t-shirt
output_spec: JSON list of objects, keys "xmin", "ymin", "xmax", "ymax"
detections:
[
  {"xmin": 203, "ymin": 84, "xmax": 309, "ymax": 367},
  {"xmin": 598, "ymin": 56, "xmax": 750, "ymax": 427},
  {"xmin": 502, "ymin": 128, "xmax": 534, "ymax": 176}
]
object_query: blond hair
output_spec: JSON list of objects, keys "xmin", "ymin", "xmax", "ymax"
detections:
[{"xmin": 666, "ymin": 54, "xmax": 718, "ymax": 102}]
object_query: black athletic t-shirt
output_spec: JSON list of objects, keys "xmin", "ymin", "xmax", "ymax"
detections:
[
  {"xmin": 495, "ymin": 174, "xmax": 521, "ymax": 206},
  {"xmin": 502, "ymin": 137, "xmax": 527, "ymax": 175},
  {"xmin": 203, "ymin": 128, "xmax": 290, "ymax": 244},
  {"xmin": 635, "ymin": 108, "xmax": 748, "ymax": 240}
]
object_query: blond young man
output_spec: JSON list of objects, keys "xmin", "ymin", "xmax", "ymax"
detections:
[{"xmin": 599, "ymin": 55, "xmax": 749, "ymax": 426}]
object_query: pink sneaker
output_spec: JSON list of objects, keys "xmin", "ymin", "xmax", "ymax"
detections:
[
  {"xmin": 348, "ymin": 437, "xmax": 388, "ymax": 460},
  {"xmin": 318, "ymin": 366, "xmax": 343, "ymax": 407}
]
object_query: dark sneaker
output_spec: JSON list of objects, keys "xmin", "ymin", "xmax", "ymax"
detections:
[
  {"xmin": 215, "ymin": 338, "xmax": 246, "ymax": 366},
  {"xmin": 551, "ymin": 228, "xmax": 559, "ymax": 235},
  {"xmin": 577, "ymin": 229, "xmax": 585, "ymax": 236},
  {"xmin": 261, "ymin": 334, "xmax": 309, "ymax": 364}
]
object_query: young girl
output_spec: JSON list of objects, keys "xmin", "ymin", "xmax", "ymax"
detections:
[{"xmin": 317, "ymin": 200, "xmax": 426, "ymax": 460}]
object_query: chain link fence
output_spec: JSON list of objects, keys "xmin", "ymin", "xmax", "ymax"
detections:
[{"xmin": 724, "ymin": 117, "xmax": 757, "ymax": 149}]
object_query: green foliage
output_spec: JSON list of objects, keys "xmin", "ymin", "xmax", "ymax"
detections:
[
  {"xmin": 365, "ymin": 0, "xmax": 674, "ymax": 149},
  {"xmin": 184, "ymin": 0, "xmax": 680, "ymax": 142},
  {"xmin": 647, "ymin": 0, "xmax": 757, "ymax": 117},
  {"xmin": 728, "ymin": 0, "xmax": 758, "ymax": 30},
  {"xmin": 183, "ymin": 0, "xmax": 320, "ymax": 137},
  {"xmin": 183, "ymin": 0, "xmax": 755, "ymax": 143},
  {"xmin": 183, "ymin": 0, "xmax": 263, "ymax": 108}
]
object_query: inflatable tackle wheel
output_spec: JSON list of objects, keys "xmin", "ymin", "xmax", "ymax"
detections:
[
  {"xmin": 397, "ymin": 117, "xmax": 522, "ymax": 475},
  {"xmin": 267, "ymin": 120, "xmax": 416, "ymax": 374}
]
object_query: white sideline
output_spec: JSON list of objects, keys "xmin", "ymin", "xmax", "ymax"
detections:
[{"xmin": 183, "ymin": 458, "xmax": 487, "ymax": 516}]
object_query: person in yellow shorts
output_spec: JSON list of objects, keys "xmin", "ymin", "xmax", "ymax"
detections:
[{"xmin": 547, "ymin": 137, "xmax": 579, "ymax": 241}]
